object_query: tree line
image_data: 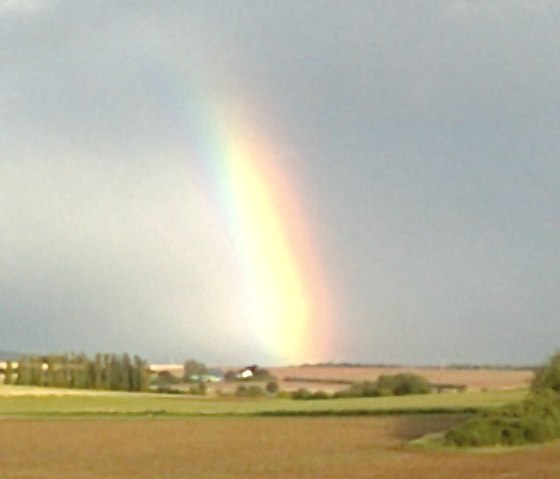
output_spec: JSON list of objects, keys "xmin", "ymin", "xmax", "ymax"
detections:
[
  {"xmin": 4, "ymin": 352, "xmax": 149, "ymax": 392},
  {"xmin": 445, "ymin": 351, "xmax": 560, "ymax": 447}
]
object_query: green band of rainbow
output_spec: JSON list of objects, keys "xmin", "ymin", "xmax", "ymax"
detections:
[{"xmin": 152, "ymin": 58, "xmax": 334, "ymax": 363}]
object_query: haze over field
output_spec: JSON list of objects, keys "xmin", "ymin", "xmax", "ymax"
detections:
[{"xmin": 1, "ymin": 1, "xmax": 559, "ymax": 365}]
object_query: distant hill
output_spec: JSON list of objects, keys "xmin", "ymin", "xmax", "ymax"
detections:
[{"xmin": 0, "ymin": 350, "xmax": 23, "ymax": 361}]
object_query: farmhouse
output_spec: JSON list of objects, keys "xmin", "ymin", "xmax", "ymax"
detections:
[{"xmin": 236, "ymin": 366, "xmax": 256, "ymax": 380}]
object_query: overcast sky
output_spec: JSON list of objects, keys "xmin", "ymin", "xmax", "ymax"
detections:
[{"xmin": 1, "ymin": 0, "xmax": 559, "ymax": 365}]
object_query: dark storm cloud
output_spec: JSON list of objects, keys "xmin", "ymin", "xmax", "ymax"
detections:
[{"xmin": 1, "ymin": 1, "xmax": 559, "ymax": 364}]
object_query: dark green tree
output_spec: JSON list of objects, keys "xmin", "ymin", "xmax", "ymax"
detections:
[
  {"xmin": 4, "ymin": 361, "xmax": 13, "ymax": 385},
  {"xmin": 121, "ymin": 354, "xmax": 132, "ymax": 391},
  {"xmin": 92, "ymin": 354, "xmax": 103, "ymax": 389},
  {"xmin": 60, "ymin": 355, "xmax": 70, "ymax": 388},
  {"xmin": 46, "ymin": 356, "xmax": 56, "ymax": 387},
  {"xmin": 109, "ymin": 355, "xmax": 120, "ymax": 390},
  {"xmin": 265, "ymin": 381, "xmax": 279, "ymax": 394},
  {"xmin": 133, "ymin": 356, "xmax": 148, "ymax": 391},
  {"xmin": 30, "ymin": 357, "xmax": 42, "ymax": 386},
  {"xmin": 532, "ymin": 352, "xmax": 560, "ymax": 394},
  {"xmin": 377, "ymin": 373, "xmax": 430, "ymax": 396},
  {"xmin": 11, "ymin": 351, "xmax": 150, "ymax": 393},
  {"xmin": 183, "ymin": 359, "xmax": 208, "ymax": 382}
]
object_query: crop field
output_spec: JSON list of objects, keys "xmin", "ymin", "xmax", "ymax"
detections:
[
  {"xmin": 1, "ymin": 415, "xmax": 559, "ymax": 479},
  {"xmin": 0, "ymin": 385, "xmax": 554, "ymax": 478},
  {"xmin": 270, "ymin": 366, "xmax": 534, "ymax": 391},
  {"xmin": 0, "ymin": 385, "xmax": 526, "ymax": 416}
]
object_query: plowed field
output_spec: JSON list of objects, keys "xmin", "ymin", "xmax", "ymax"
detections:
[{"xmin": 1, "ymin": 416, "xmax": 558, "ymax": 479}]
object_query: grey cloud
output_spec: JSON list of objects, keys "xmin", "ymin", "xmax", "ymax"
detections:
[{"xmin": 1, "ymin": 1, "xmax": 559, "ymax": 364}]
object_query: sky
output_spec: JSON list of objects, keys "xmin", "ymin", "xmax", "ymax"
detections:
[{"xmin": 1, "ymin": 0, "xmax": 559, "ymax": 366}]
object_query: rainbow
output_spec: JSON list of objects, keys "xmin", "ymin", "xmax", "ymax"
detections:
[
  {"xmin": 214, "ymin": 124, "xmax": 333, "ymax": 364},
  {"xmin": 159, "ymin": 67, "xmax": 334, "ymax": 363}
]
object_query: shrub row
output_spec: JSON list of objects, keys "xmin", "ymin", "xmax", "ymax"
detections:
[
  {"xmin": 291, "ymin": 373, "xmax": 431, "ymax": 400},
  {"xmin": 234, "ymin": 381, "xmax": 280, "ymax": 397},
  {"xmin": 444, "ymin": 391, "xmax": 560, "ymax": 447},
  {"xmin": 334, "ymin": 373, "xmax": 431, "ymax": 398},
  {"xmin": 444, "ymin": 352, "xmax": 560, "ymax": 448},
  {"xmin": 292, "ymin": 388, "xmax": 331, "ymax": 400}
]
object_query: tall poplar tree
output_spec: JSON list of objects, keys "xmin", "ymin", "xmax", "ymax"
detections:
[{"xmin": 4, "ymin": 361, "xmax": 13, "ymax": 385}]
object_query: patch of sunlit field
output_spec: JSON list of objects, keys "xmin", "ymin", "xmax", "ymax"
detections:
[
  {"xmin": 271, "ymin": 366, "xmax": 533, "ymax": 391},
  {"xmin": 1, "ymin": 416, "xmax": 559, "ymax": 479},
  {"xmin": 0, "ymin": 385, "xmax": 526, "ymax": 416}
]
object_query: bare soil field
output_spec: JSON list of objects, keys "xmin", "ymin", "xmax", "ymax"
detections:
[
  {"xmin": 1, "ymin": 416, "xmax": 559, "ymax": 479},
  {"xmin": 270, "ymin": 366, "xmax": 534, "ymax": 392}
]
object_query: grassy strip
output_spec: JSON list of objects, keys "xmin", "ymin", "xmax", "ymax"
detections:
[
  {"xmin": 254, "ymin": 407, "xmax": 479, "ymax": 417},
  {"xmin": 0, "ymin": 388, "xmax": 526, "ymax": 418},
  {"xmin": 0, "ymin": 406, "xmax": 484, "ymax": 419}
]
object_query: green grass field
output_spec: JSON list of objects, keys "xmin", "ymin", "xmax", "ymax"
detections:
[{"xmin": 0, "ymin": 385, "xmax": 526, "ymax": 417}]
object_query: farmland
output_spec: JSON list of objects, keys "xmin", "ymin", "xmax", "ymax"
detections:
[
  {"xmin": 0, "ymin": 384, "xmax": 526, "ymax": 416},
  {"xmin": 2, "ymin": 416, "xmax": 560, "ymax": 479},
  {"xmin": 0, "ymin": 368, "xmax": 548, "ymax": 479},
  {"xmin": 270, "ymin": 365, "xmax": 534, "ymax": 392}
]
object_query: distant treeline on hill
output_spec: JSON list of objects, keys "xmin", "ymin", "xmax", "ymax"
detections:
[
  {"xmin": 5, "ymin": 353, "xmax": 149, "ymax": 392},
  {"xmin": 299, "ymin": 362, "xmax": 535, "ymax": 371},
  {"xmin": 445, "ymin": 363, "xmax": 537, "ymax": 371},
  {"xmin": 283, "ymin": 376, "xmax": 354, "ymax": 385}
]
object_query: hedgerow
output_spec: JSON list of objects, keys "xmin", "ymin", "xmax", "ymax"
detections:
[{"xmin": 444, "ymin": 352, "xmax": 560, "ymax": 447}]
